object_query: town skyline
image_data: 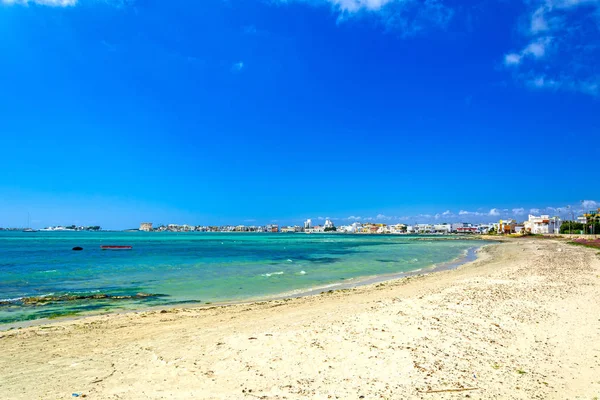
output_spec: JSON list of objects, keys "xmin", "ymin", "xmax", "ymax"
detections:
[{"xmin": 2, "ymin": 199, "xmax": 598, "ymax": 231}]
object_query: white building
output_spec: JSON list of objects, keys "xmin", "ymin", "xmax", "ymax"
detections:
[
  {"xmin": 476, "ymin": 223, "xmax": 493, "ymax": 234},
  {"xmin": 339, "ymin": 222, "xmax": 362, "ymax": 233},
  {"xmin": 305, "ymin": 225, "xmax": 325, "ymax": 233},
  {"xmin": 416, "ymin": 224, "xmax": 433, "ymax": 234},
  {"xmin": 524, "ymin": 215, "xmax": 561, "ymax": 234},
  {"xmin": 324, "ymin": 219, "xmax": 334, "ymax": 229},
  {"xmin": 388, "ymin": 223, "xmax": 407, "ymax": 234},
  {"xmin": 304, "ymin": 219, "xmax": 312, "ymax": 229},
  {"xmin": 451, "ymin": 222, "xmax": 473, "ymax": 232},
  {"xmin": 433, "ymin": 223, "xmax": 452, "ymax": 234}
]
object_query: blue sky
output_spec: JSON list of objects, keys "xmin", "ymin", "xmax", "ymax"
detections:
[{"xmin": 0, "ymin": 0, "xmax": 598, "ymax": 229}]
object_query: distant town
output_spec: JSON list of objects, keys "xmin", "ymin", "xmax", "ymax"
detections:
[
  {"xmin": 1, "ymin": 208, "xmax": 598, "ymax": 235},
  {"xmin": 133, "ymin": 208, "xmax": 599, "ymax": 235}
]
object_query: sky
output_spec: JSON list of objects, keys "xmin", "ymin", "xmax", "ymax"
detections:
[{"xmin": 0, "ymin": 0, "xmax": 599, "ymax": 229}]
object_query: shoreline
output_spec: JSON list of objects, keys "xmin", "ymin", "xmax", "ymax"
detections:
[
  {"xmin": 0, "ymin": 242, "xmax": 493, "ymax": 331},
  {"xmin": 2, "ymin": 237, "xmax": 599, "ymax": 399}
]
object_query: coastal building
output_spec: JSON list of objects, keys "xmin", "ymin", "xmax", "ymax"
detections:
[
  {"xmin": 305, "ymin": 225, "xmax": 325, "ymax": 233},
  {"xmin": 581, "ymin": 208, "xmax": 600, "ymax": 224},
  {"xmin": 139, "ymin": 222, "xmax": 153, "ymax": 232},
  {"xmin": 416, "ymin": 224, "xmax": 433, "ymax": 234},
  {"xmin": 281, "ymin": 226, "xmax": 302, "ymax": 233},
  {"xmin": 389, "ymin": 223, "xmax": 407, "ymax": 234},
  {"xmin": 360, "ymin": 223, "xmax": 380, "ymax": 234},
  {"xmin": 515, "ymin": 225, "xmax": 525, "ymax": 234},
  {"xmin": 498, "ymin": 219, "xmax": 517, "ymax": 234},
  {"xmin": 340, "ymin": 222, "xmax": 362, "ymax": 233},
  {"xmin": 452, "ymin": 223, "xmax": 474, "ymax": 233},
  {"xmin": 304, "ymin": 219, "xmax": 312, "ymax": 230},
  {"xmin": 266, "ymin": 224, "xmax": 279, "ymax": 233},
  {"xmin": 523, "ymin": 215, "xmax": 561, "ymax": 234},
  {"xmin": 433, "ymin": 223, "xmax": 452, "ymax": 234},
  {"xmin": 476, "ymin": 224, "xmax": 493, "ymax": 234},
  {"xmin": 324, "ymin": 219, "xmax": 334, "ymax": 229}
]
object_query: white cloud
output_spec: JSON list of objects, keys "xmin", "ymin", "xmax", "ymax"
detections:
[
  {"xmin": 504, "ymin": 53, "xmax": 522, "ymax": 66},
  {"xmin": 459, "ymin": 210, "xmax": 484, "ymax": 216},
  {"xmin": 525, "ymin": 75, "xmax": 599, "ymax": 95},
  {"xmin": 328, "ymin": 0, "xmax": 394, "ymax": 12},
  {"xmin": 2, "ymin": 0, "xmax": 76, "ymax": 5},
  {"xmin": 523, "ymin": 38, "xmax": 550, "ymax": 58},
  {"xmin": 488, "ymin": 208, "xmax": 501, "ymax": 216},
  {"xmin": 530, "ymin": 6, "xmax": 549, "ymax": 33},
  {"xmin": 327, "ymin": 200, "xmax": 597, "ymax": 225},
  {"xmin": 504, "ymin": 37, "xmax": 551, "ymax": 67},
  {"xmin": 529, "ymin": 75, "xmax": 558, "ymax": 89},
  {"xmin": 278, "ymin": 0, "xmax": 453, "ymax": 36},
  {"xmin": 231, "ymin": 62, "xmax": 244, "ymax": 72},
  {"xmin": 503, "ymin": 0, "xmax": 600, "ymax": 96}
]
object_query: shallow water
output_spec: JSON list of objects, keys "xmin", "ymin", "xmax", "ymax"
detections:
[{"xmin": 0, "ymin": 231, "xmax": 485, "ymax": 324}]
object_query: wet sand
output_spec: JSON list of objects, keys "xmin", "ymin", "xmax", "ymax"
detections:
[{"xmin": 1, "ymin": 238, "xmax": 599, "ymax": 399}]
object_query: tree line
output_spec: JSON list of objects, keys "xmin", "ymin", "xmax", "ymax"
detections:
[{"xmin": 560, "ymin": 221, "xmax": 600, "ymax": 234}]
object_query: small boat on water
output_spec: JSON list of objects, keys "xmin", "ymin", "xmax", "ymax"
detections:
[
  {"xmin": 23, "ymin": 213, "xmax": 38, "ymax": 232},
  {"xmin": 101, "ymin": 245, "xmax": 133, "ymax": 250}
]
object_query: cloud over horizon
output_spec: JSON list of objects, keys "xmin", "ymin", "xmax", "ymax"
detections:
[{"xmin": 326, "ymin": 200, "xmax": 600, "ymax": 226}]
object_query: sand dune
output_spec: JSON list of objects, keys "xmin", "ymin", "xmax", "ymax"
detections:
[{"xmin": 1, "ymin": 238, "xmax": 599, "ymax": 399}]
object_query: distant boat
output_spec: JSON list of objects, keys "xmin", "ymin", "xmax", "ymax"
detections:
[
  {"xmin": 101, "ymin": 245, "xmax": 133, "ymax": 250},
  {"xmin": 23, "ymin": 213, "xmax": 38, "ymax": 232}
]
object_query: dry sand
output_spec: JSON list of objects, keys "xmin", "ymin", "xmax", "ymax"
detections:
[{"xmin": 1, "ymin": 238, "xmax": 599, "ymax": 399}]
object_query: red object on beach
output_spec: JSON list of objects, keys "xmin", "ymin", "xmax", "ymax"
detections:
[{"xmin": 100, "ymin": 245, "xmax": 133, "ymax": 250}]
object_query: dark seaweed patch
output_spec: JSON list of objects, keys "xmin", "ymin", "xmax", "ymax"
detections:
[{"xmin": 0, "ymin": 292, "xmax": 168, "ymax": 307}]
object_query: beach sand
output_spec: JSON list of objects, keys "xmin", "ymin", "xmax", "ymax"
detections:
[{"xmin": 1, "ymin": 238, "xmax": 599, "ymax": 399}]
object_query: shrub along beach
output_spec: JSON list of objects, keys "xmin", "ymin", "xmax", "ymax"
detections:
[{"xmin": 1, "ymin": 237, "xmax": 599, "ymax": 399}]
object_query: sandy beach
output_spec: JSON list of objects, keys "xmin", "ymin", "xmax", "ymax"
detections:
[{"xmin": 1, "ymin": 238, "xmax": 599, "ymax": 399}]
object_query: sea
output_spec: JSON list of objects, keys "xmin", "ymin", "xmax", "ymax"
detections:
[{"xmin": 0, "ymin": 231, "xmax": 487, "ymax": 325}]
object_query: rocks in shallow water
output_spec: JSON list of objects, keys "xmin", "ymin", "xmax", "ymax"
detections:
[{"xmin": 0, "ymin": 292, "xmax": 165, "ymax": 306}]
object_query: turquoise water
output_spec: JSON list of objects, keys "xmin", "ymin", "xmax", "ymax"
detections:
[{"xmin": 0, "ymin": 232, "xmax": 484, "ymax": 324}]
